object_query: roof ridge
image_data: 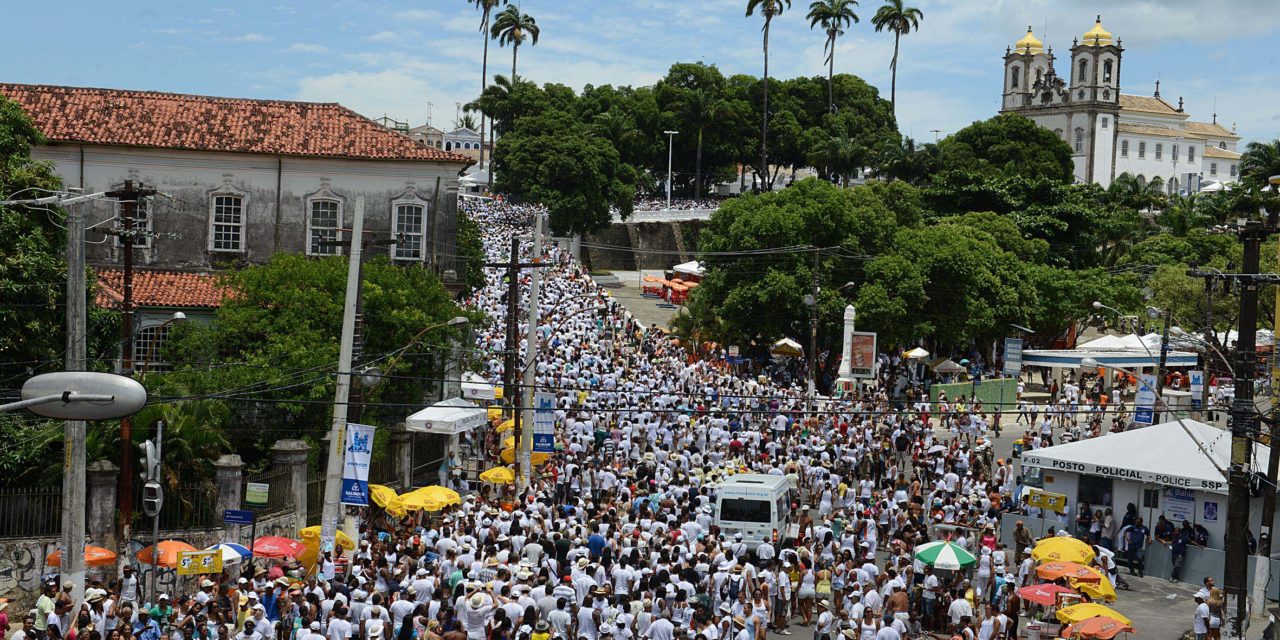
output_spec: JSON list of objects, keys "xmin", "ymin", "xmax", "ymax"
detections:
[{"xmin": 0, "ymin": 82, "xmax": 344, "ymax": 108}]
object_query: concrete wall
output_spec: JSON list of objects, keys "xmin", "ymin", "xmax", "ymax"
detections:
[
  {"xmin": 584, "ymin": 220, "xmax": 705, "ymax": 271},
  {"xmin": 33, "ymin": 144, "xmax": 463, "ymax": 275}
]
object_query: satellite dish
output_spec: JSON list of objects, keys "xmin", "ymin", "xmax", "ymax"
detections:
[{"xmin": 20, "ymin": 372, "xmax": 147, "ymax": 420}]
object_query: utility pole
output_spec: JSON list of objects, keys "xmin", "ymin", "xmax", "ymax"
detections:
[
  {"xmin": 807, "ymin": 251, "xmax": 820, "ymax": 416},
  {"xmin": 105, "ymin": 180, "xmax": 157, "ymax": 536},
  {"xmin": 319, "ymin": 197, "xmax": 364, "ymax": 555},
  {"xmin": 1205, "ymin": 278, "xmax": 1215, "ymax": 419},
  {"xmin": 1265, "ymin": 207, "xmax": 1280, "ymax": 559},
  {"xmin": 1153, "ymin": 306, "xmax": 1172, "ymax": 419},
  {"xmin": 519, "ymin": 213, "xmax": 544, "ymax": 491},
  {"xmin": 61, "ymin": 194, "xmax": 87, "ymax": 606}
]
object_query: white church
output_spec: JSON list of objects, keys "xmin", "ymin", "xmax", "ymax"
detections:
[{"xmin": 1000, "ymin": 17, "xmax": 1241, "ymax": 194}]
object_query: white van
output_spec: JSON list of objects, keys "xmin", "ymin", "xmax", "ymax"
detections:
[{"xmin": 714, "ymin": 473, "xmax": 794, "ymax": 547}]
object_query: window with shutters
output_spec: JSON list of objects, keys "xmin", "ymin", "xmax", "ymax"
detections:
[
  {"xmin": 393, "ymin": 203, "xmax": 425, "ymax": 261},
  {"xmin": 209, "ymin": 194, "xmax": 245, "ymax": 252},
  {"xmin": 307, "ymin": 198, "xmax": 342, "ymax": 256},
  {"xmin": 1120, "ymin": 140, "xmax": 1128, "ymax": 157}
]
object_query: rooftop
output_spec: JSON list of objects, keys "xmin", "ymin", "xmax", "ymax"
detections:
[
  {"xmin": 1115, "ymin": 122, "xmax": 1204, "ymax": 140},
  {"xmin": 0, "ymin": 83, "xmax": 472, "ymax": 164},
  {"xmin": 1203, "ymin": 146, "xmax": 1242, "ymax": 160},
  {"xmin": 1182, "ymin": 120, "xmax": 1240, "ymax": 140},
  {"xmin": 95, "ymin": 268, "xmax": 226, "ymax": 310},
  {"xmin": 1119, "ymin": 94, "xmax": 1186, "ymax": 118}
]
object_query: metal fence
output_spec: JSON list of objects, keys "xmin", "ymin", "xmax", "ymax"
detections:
[
  {"xmin": 244, "ymin": 467, "xmax": 291, "ymax": 517},
  {"xmin": 131, "ymin": 481, "xmax": 220, "ymax": 531},
  {"xmin": 306, "ymin": 477, "xmax": 325, "ymax": 526},
  {"xmin": 0, "ymin": 486, "xmax": 62, "ymax": 539}
]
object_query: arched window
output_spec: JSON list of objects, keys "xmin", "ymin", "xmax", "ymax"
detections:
[
  {"xmin": 1219, "ymin": 142, "xmax": 1227, "ymax": 150},
  {"xmin": 1010, "ymin": 67, "xmax": 1020, "ymax": 89},
  {"xmin": 1074, "ymin": 128, "xmax": 1084, "ymax": 153},
  {"xmin": 1078, "ymin": 59, "xmax": 1089, "ymax": 83},
  {"xmin": 1103, "ymin": 60, "xmax": 1113, "ymax": 83},
  {"xmin": 1136, "ymin": 175, "xmax": 1147, "ymax": 189},
  {"xmin": 445, "ymin": 141, "xmax": 452, "ymax": 151}
]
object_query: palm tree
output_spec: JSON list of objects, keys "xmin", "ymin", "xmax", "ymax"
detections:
[
  {"xmin": 455, "ymin": 112, "xmax": 480, "ymax": 131},
  {"xmin": 746, "ymin": 0, "xmax": 791, "ymax": 190},
  {"xmin": 812, "ymin": 133, "xmax": 861, "ymax": 185},
  {"xmin": 471, "ymin": 0, "xmax": 507, "ymax": 187},
  {"xmin": 807, "ymin": 0, "xmax": 859, "ymax": 114},
  {"xmin": 1240, "ymin": 139, "xmax": 1280, "ymax": 188},
  {"xmin": 870, "ymin": 0, "xmax": 923, "ymax": 113},
  {"xmin": 491, "ymin": 5, "xmax": 539, "ymax": 84},
  {"xmin": 674, "ymin": 88, "xmax": 730, "ymax": 199}
]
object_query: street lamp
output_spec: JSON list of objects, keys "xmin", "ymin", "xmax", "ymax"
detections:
[{"xmin": 664, "ymin": 130, "xmax": 679, "ymax": 210}]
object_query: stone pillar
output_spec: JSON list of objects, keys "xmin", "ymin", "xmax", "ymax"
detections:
[
  {"xmin": 387, "ymin": 423, "xmax": 413, "ymax": 490},
  {"xmin": 86, "ymin": 460, "xmax": 118, "ymax": 551},
  {"xmin": 213, "ymin": 455, "xmax": 243, "ymax": 539},
  {"xmin": 271, "ymin": 440, "xmax": 310, "ymax": 525}
]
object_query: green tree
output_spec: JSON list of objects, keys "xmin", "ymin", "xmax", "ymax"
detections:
[
  {"xmin": 673, "ymin": 88, "xmax": 731, "ymax": 200},
  {"xmin": 936, "ymin": 113, "xmax": 1074, "ymax": 183},
  {"xmin": 1239, "ymin": 139, "xmax": 1280, "ymax": 189},
  {"xmin": 455, "ymin": 112, "xmax": 479, "ymax": 131},
  {"xmin": 807, "ymin": 0, "xmax": 860, "ymax": 114},
  {"xmin": 870, "ymin": 0, "xmax": 922, "ymax": 113},
  {"xmin": 491, "ymin": 5, "xmax": 539, "ymax": 82},
  {"xmin": 745, "ymin": 0, "xmax": 792, "ymax": 190}
]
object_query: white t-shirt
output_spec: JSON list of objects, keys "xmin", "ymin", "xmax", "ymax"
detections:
[{"xmin": 1194, "ymin": 602, "xmax": 1211, "ymax": 634}]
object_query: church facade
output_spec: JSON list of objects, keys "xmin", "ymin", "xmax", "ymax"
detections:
[{"xmin": 999, "ymin": 17, "xmax": 1241, "ymax": 194}]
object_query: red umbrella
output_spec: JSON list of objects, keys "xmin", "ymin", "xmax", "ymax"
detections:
[
  {"xmin": 1017, "ymin": 582, "xmax": 1076, "ymax": 607},
  {"xmin": 252, "ymin": 536, "xmax": 305, "ymax": 559}
]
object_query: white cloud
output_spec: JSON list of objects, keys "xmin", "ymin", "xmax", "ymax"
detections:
[
  {"xmin": 295, "ymin": 69, "xmax": 438, "ymax": 122},
  {"xmin": 233, "ymin": 33, "xmax": 270, "ymax": 43},
  {"xmin": 395, "ymin": 8, "xmax": 441, "ymax": 22},
  {"xmin": 286, "ymin": 42, "xmax": 329, "ymax": 54},
  {"xmin": 366, "ymin": 30, "xmax": 400, "ymax": 43}
]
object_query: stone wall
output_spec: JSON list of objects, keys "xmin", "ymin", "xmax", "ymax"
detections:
[{"xmin": 584, "ymin": 220, "xmax": 705, "ymax": 271}]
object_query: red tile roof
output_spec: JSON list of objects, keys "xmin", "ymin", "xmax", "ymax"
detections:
[
  {"xmin": 0, "ymin": 83, "xmax": 472, "ymax": 164},
  {"xmin": 95, "ymin": 268, "xmax": 226, "ymax": 310}
]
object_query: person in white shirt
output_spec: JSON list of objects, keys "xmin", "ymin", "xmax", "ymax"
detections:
[{"xmin": 1193, "ymin": 596, "xmax": 1210, "ymax": 640}]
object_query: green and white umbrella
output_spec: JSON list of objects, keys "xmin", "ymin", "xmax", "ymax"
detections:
[{"xmin": 914, "ymin": 541, "xmax": 977, "ymax": 570}]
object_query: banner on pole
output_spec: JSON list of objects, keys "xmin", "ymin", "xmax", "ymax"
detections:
[
  {"xmin": 1003, "ymin": 338, "xmax": 1023, "ymax": 376},
  {"xmin": 1189, "ymin": 370, "xmax": 1204, "ymax": 409},
  {"xmin": 340, "ymin": 423, "xmax": 375, "ymax": 506},
  {"xmin": 849, "ymin": 332, "xmax": 877, "ymax": 379},
  {"xmin": 533, "ymin": 392, "xmax": 555, "ymax": 453},
  {"xmin": 1134, "ymin": 373, "xmax": 1157, "ymax": 424},
  {"xmin": 177, "ymin": 550, "xmax": 223, "ymax": 576}
]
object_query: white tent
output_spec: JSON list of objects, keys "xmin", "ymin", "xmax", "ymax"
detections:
[
  {"xmin": 1021, "ymin": 419, "xmax": 1269, "ymax": 495},
  {"xmin": 673, "ymin": 261, "xmax": 704, "ymax": 277},
  {"xmin": 460, "ymin": 372, "xmax": 496, "ymax": 401},
  {"xmin": 1075, "ymin": 334, "xmax": 1129, "ymax": 350},
  {"xmin": 405, "ymin": 397, "xmax": 487, "ymax": 435}
]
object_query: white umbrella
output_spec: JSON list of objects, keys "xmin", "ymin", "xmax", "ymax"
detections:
[
  {"xmin": 904, "ymin": 347, "xmax": 930, "ymax": 359},
  {"xmin": 927, "ymin": 444, "xmax": 948, "ymax": 455}
]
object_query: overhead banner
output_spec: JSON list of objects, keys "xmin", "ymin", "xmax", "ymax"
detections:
[
  {"xmin": 533, "ymin": 392, "xmax": 556, "ymax": 453},
  {"xmin": 1022, "ymin": 452, "xmax": 1228, "ymax": 493},
  {"xmin": 1003, "ymin": 338, "xmax": 1023, "ymax": 376},
  {"xmin": 340, "ymin": 423, "xmax": 375, "ymax": 506},
  {"xmin": 1189, "ymin": 370, "xmax": 1204, "ymax": 409},
  {"xmin": 849, "ymin": 332, "xmax": 877, "ymax": 379},
  {"xmin": 1134, "ymin": 373, "xmax": 1157, "ymax": 424}
]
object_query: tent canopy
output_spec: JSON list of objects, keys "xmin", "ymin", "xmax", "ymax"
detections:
[
  {"xmin": 1022, "ymin": 347, "xmax": 1197, "ymax": 369},
  {"xmin": 460, "ymin": 372, "xmax": 496, "ymax": 401},
  {"xmin": 770, "ymin": 338, "xmax": 803, "ymax": 357},
  {"xmin": 673, "ymin": 260, "xmax": 704, "ymax": 277},
  {"xmin": 405, "ymin": 397, "xmax": 487, "ymax": 435},
  {"xmin": 931, "ymin": 358, "xmax": 965, "ymax": 374},
  {"xmin": 1021, "ymin": 419, "xmax": 1269, "ymax": 495}
]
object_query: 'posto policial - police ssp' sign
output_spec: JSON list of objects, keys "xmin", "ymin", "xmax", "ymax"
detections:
[{"xmin": 1021, "ymin": 453, "xmax": 1227, "ymax": 493}]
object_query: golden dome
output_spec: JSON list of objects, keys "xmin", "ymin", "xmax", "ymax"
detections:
[
  {"xmin": 1082, "ymin": 15, "xmax": 1112, "ymax": 46},
  {"xmin": 1014, "ymin": 26, "xmax": 1044, "ymax": 54}
]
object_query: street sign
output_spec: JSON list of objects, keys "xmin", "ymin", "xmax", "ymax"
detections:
[
  {"xmin": 245, "ymin": 482, "xmax": 269, "ymax": 507},
  {"xmin": 1002, "ymin": 338, "xmax": 1023, "ymax": 376},
  {"xmin": 176, "ymin": 549, "xmax": 222, "ymax": 576},
  {"xmin": 223, "ymin": 509, "xmax": 255, "ymax": 526},
  {"xmin": 533, "ymin": 392, "xmax": 555, "ymax": 453}
]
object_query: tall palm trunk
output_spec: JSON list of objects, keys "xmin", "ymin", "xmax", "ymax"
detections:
[
  {"xmin": 511, "ymin": 42, "xmax": 519, "ymax": 83},
  {"xmin": 827, "ymin": 31, "xmax": 835, "ymax": 114},
  {"xmin": 761, "ymin": 15, "xmax": 771, "ymax": 190},
  {"xmin": 695, "ymin": 126, "xmax": 705, "ymax": 200},
  {"xmin": 890, "ymin": 30, "xmax": 900, "ymax": 111},
  {"xmin": 480, "ymin": 15, "xmax": 490, "ymax": 187}
]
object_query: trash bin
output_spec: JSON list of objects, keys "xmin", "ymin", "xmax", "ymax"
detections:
[
  {"xmin": 1012, "ymin": 439, "xmax": 1024, "ymax": 458},
  {"xmin": 1025, "ymin": 620, "xmax": 1041, "ymax": 640}
]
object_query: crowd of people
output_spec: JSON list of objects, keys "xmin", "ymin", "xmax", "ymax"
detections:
[
  {"xmin": 20, "ymin": 199, "xmax": 1146, "ymax": 640},
  {"xmin": 622, "ymin": 198, "xmax": 725, "ymax": 212}
]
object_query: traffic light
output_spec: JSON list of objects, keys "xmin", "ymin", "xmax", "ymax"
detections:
[{"xmin": 142, "ymin": 481, "xmax": 163, "ymax": 518}]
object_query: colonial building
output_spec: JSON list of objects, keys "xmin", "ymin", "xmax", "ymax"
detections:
[
  {"xmin": 0, "ymin": 84, "xmax": 472, "ymax": 275},
  {"xmin": 999, "ymin": 18, "xmax": 1241, "ymax": 193}
]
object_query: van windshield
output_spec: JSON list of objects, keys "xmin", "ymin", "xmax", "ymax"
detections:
[{"xmin": 720, "ymin": 498, "xmax": 772, "ymax": 523}]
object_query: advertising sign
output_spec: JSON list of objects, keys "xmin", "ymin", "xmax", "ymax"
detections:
[
  {"xmin": 1189, "ymin": 370, "xmax": 1204, "ymax": 409},
  {"xmin": 244, "ymin": 482, "xmax": 269, "ymax": 507},
  {"xmin": 340, "ymin": 423, "xmax": 375, "ymax": 506},
  {"xmin": 1164, "ymin": 487, "xmax": 1195, "ymax": 523},
  {"xmin": 533, "ymin": 392, "xmax": 556, "ymax": 453},
  {"xmin": 177, "ymin": 550, "xmax": 223, "ymax": 576},
  {"xmin": 1003, "ymin": 338, "xmax": 1023, "ymax": 376},
  {"xmin": 1134, "ymin": 373, "xmax": 1157, "ymax": 425},
  {"xmin": 1027, "ymin": 489, "xmax": 1067, "ymax": 513},
  {"xmin": 848, "ymin": 332, "xmax": 877, "ymax": 379}
]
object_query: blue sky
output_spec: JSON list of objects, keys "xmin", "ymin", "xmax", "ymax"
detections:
[{"xmin": 4, "ymin": 0, "xmax": 1279, "ymax": 145}]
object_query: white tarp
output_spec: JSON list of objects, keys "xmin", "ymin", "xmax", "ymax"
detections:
[
  {"xmin": 405, "ymin": 397, "xmax": 487, "ymax": 436},
  {"xmin": 1021, "ymin": 419, "xmax": 1271, "ymax": 495},
  {"xmin": 673, "ymin": 261, "xmax": 704, "ymax": 277},
  {"xmin": 460, "ymin": 372, "xmax": 496, "ymax": 401}
]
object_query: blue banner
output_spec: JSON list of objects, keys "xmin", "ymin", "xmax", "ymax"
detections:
[
  {"xmin": 533, "ymin": 392, "xmax": 556, "ymax": 453},
  {"xmin": 340, "ymin": 423, "xmax": 375, "ymax": 506},
  {"xmin": 1134, "ymin": 374, "xmax": 1156, "ymax": 425}
]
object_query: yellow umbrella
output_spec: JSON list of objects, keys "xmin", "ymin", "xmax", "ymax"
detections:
[
  {"xmin": 417, "ymin": 485, "xmax": 461, "ymax": 506},
  {"xmin": 399, "ymin": 489, "xmax": 444, "ymax": 512},
  {"xmin": 298, "ymin": 526, "xmax": 356, "ymax": 551},
  {"xmin": 1032, "ymin": 537, "xmax": 1096, "ymax": 564},
  {"xmin": 496, "ymin": 419, "xmax": 515, "ymax": 433},
  {"xmin": 480, "ymin": 467, "xmax": 516, "ymax": 485},
  {"xmin": 367, "ymin": 484, "xmax": 408, "ymax": 517},
  {"xmin": 500, "ymin": 447, "xmax": 551, "ymax": 465},
  {"xmin": 1072, "ymin": 576, "xmax": 1117, "ymax": 602},
  {"xmin": 1056, "ymin": 603, "xmax": 1131, "ymax": 626},
  {"xmin": 488, "ymin": 407, "xmax": 503, "ymax": 421}
]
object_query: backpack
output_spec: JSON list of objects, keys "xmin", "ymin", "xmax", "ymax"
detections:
[{"xmin": 721, "ymin": 575, "xmax": 742, "ymax": 602}]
